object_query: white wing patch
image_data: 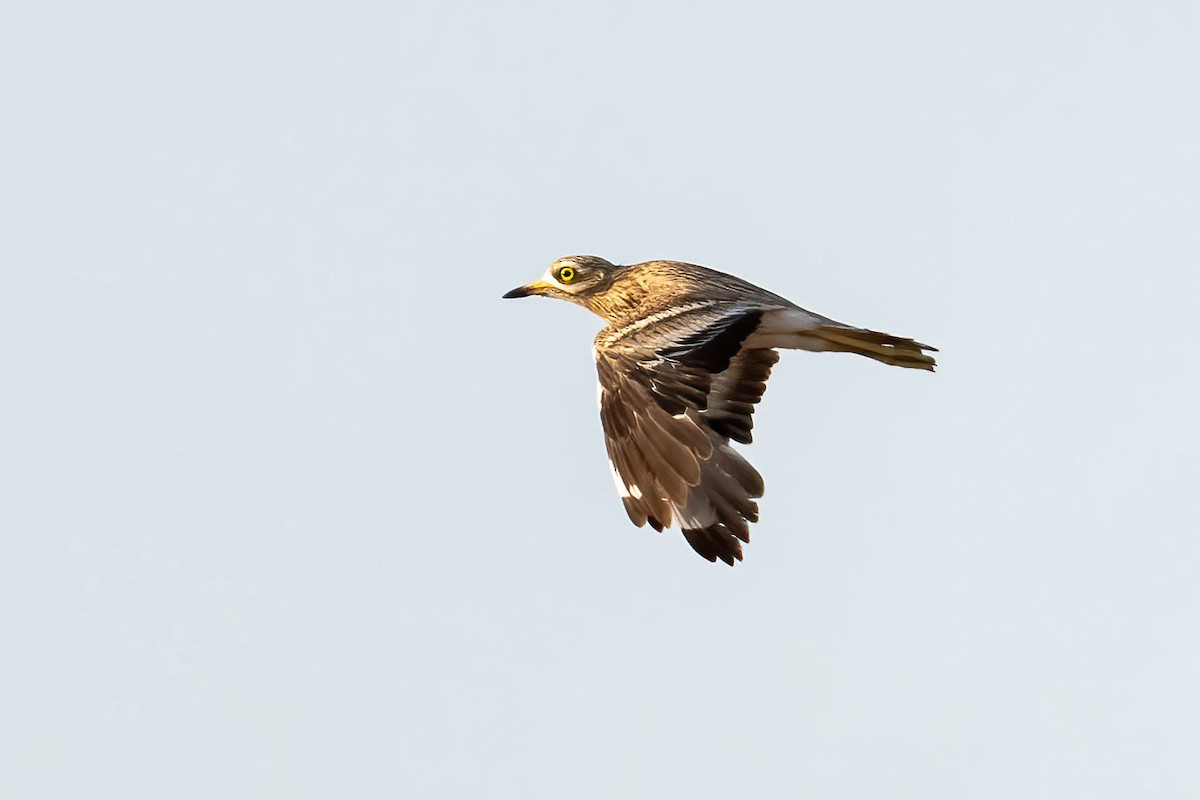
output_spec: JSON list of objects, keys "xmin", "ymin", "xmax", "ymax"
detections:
[
  {"xmin": 603, "ymin": 384, "xmax": 638, "ymax": 499},
  {"xmin": 606, "ymin": 452, "xmax": 647, "ymax": 500},
  {"xmin": 596, "ymin": 300, "xmax": 723, "ymax": 349}
]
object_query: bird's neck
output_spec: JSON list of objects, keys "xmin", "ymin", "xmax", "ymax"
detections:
[{"xmin": 584, "ymin": 281, "xmax": 655, "ymax": 324}]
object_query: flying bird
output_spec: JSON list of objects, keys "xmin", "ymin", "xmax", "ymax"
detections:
[{"xmin": 503, "ymin": 256, "xmax": 936, "ymax": 565}]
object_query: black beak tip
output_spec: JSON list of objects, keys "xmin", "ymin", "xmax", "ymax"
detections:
[{"xmin": 502, "ymin": 286, "xmax": 530, "ymax": 299}]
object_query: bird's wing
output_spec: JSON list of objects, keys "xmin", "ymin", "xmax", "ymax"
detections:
[{"xmin": 594, "ymin": 305, "xmax": 780, "ymax": 565}]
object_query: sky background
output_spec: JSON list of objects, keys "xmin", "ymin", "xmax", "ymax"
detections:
[{"xmin": 2, "ymin": 1, "xmax": 1198, "ymax": 798}]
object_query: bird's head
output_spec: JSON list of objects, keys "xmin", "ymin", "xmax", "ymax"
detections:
[{"xmin": 502, "ymin": 256, "xmax": 616, "ymax": 306}]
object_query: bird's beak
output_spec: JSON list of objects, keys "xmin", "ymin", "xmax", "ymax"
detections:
[{"xmin": 502, "ymin": 280, "xmax": 552, "ymax": 299}]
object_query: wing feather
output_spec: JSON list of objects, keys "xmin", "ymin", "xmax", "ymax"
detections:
[{"xmin": 595, "ymin": 306, "xmax": 781, "ymax": 563}]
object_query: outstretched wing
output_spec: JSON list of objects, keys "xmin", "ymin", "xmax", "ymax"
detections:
[{"xmin": 595, "ymin": 306, "xmax": 780, "ymax": 565}]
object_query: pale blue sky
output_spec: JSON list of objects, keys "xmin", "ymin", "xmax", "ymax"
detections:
[{"xmin": 2, "ymin": 1, "xmax": 1198, "ymax": 797}]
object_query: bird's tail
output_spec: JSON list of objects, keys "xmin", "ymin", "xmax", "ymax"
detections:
[
  {"xmin": 809, "ymin": 326, "xmax": 938, "ymax": 371},
  {"xmin": 749, "ymin": 309, "xmax": 938, "ymax": 370}
]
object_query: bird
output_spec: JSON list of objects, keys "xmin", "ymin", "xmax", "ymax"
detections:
[{"xmin": 503, "ymin": 255, "xmax": 936, "ymax": 566}]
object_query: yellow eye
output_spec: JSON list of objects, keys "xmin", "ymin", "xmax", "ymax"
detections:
[{"xmin": 557, "ymin": 266, "xmax": 576, "ymax": 283}]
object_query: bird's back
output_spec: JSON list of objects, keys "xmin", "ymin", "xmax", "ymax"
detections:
[{"xmin": 588, "ymin": 260, "xmax": 811, "ymax": 332}]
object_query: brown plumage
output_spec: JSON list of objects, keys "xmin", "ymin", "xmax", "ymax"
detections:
[{"xmin": 503, "ymin": 256, "xmax": 937, "ymax": 565}]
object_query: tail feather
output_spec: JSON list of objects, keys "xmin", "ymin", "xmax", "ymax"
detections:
[{"xmin": 809, "ymin": 326, "xmax": 938, "ymax": 371}]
